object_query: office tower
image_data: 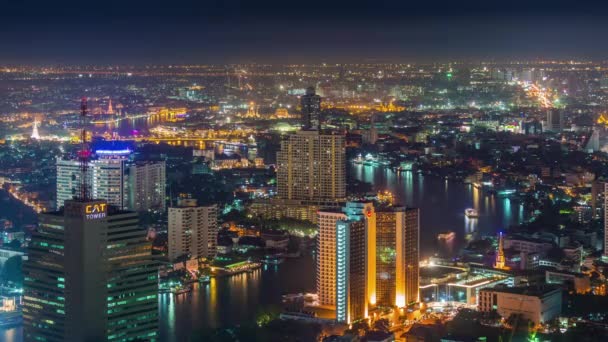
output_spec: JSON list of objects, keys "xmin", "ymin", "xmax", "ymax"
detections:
[
  {"xmin": 277, "ymin": 130, "xmax": 346, "ymax": 202},
  {"xmin": 57, "ymin": 157, "xmax": 127, "ymax": 210},
  {"xmin": 128, "ymin": 161, "xmax": 166, "ymax": 212},
  {"xmin": 545, "ymin": 109, "xmax": 564, "ymax": 132},
  {"xmin": 168, "ymin": 197, "xmax": 218, "ymax": 262},
  {"xmin": 301, "ymin": 86, "xmax": 321, "ymax": 130},
  {"xmin": 57, "ymin": 157, "xmax": 166, "ymax": 212},
  {"xmin": 375, "ymin": 206, "xmax": 420, "ymax": 307},
  {"xmin": 23, "ymin": 200, "xmax": 159, "ymax": 341}
]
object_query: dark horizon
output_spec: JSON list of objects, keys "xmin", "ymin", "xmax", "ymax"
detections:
[{"xmin": 2, "ymin": 1, "xmax": 608, "ymax": 64}]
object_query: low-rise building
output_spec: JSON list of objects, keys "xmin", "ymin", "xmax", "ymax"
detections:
[
  {"xmin": 478, "ymin": 286, "xmax": 562, "ymax": 325},
  {"xmin": 545, "ymin": 269, "xmax": 591, "ymax": 294}
]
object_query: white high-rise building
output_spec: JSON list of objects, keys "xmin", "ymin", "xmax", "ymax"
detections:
[
  {"xmin": 316, "ymin": 209, "xmax": 346, "ymax": 308},
  {"xmin": 168, "ymin": 198, "xmax": 218, "ymax": 262},
  {"xmin": 128, "ymin": 161, "xmax": 166, "ymax": 212},
  {"xmin": 56, "ymin": 157, "xmax": 165, "ymax": 212},
  {"xmin": 56, "ymin": 158, "xmax": 127, "ymax": 210}
]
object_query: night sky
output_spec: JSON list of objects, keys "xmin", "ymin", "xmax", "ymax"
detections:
[{"xmin": 2, "ymin": 0, "xmax": 608, "ymax": 64}]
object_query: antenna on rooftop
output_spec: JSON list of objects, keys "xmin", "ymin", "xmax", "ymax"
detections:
[{"xmin": 77, "ymin": 97, "xmax": 91, "ymax": 201}]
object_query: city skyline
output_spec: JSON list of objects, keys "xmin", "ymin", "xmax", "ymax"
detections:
[{"xmin": 3, "ymin": 3, "xmax": 608, "ymax": 338}]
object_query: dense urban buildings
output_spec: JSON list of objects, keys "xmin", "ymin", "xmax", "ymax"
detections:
[
  {"xmin": 4, "ymin": 59, "xmax": 608, "ymax": 341},
  {"xmin": 23, "ymin": 200, "xmax": 158, "ymax": 341}
]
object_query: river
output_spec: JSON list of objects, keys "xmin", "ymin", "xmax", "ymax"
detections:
[{"xmin": 1, "ymin": 162, "xmax": 526, "ymax": 341}]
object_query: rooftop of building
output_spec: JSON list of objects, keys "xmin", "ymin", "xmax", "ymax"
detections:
[{"xmin": 481, "ymin": 285, "xmax": 561, "ymax": 297}]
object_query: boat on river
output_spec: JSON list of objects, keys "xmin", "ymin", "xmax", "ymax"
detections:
[
  {"xmin": 437, "ymin": 231, "xmax": 456, "ymax": 241},
  {"xmin": 465, "ymin": 208, "xmax": 479, "ymax": 218}
]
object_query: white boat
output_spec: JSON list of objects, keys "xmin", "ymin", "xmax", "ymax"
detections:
[
  {"xmin": 437, "ymin": 231, "xmax": 456, "ymax": 240},
  {"xmin": 465, "ymin": 208, "xmax": 479, "ymax": 218}
]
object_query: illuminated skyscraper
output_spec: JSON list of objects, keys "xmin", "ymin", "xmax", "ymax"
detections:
[
  {"xmin": 317, "ymin": 209, "xmax": 346, "ymax": 307},
  {"xmin": 277, "ymin": 130, "xmax": 346, "ymax": 202},
  {"xmin": 375, "ymin": 209, "xmax": 400, "ymax": 306},
  {"xmin": 335, "ymin": 202, "xmax": 376, "ymax": 323},
  {"xmin": 376, "ymin": 206, "xmax": 420, "ymax": 307},
  {"xmin": 23, "ymin": 200, "xmax": 159, "ymax": 341},
  {"xmin": 402, "ymin": 207, "xmax": 420, "ymax": 305},
  {"xmin": 168, "ymin": 197, "xmax": 218, "ymax": 262},
  {"xmin": 301, "ymin": 86, "xmax": 321, "ymax": 131},
  {"xmin": 317, "ymin": 202, "xmax": 419, "ymax": 321}
]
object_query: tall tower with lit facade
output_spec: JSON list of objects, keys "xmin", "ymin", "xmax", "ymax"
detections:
[
  {"xmin": 317, "ymin": 201, "xmax": 419, "ymax": 322},
  {"xmin": 277, "ymin": 130, "xmax": 345, "ymax": 202},
  {"xmin": 402, "ymin": 208, "xmax": 420, "ymax": 305},
  {"xmin": 375, "ymin": 206, "xmax": 420, "ymax": 307},
  {"xmin": 317, "ymin": 209, "xmax": 346, "ymax": 308},
  {"xmin": 335, "ymin": 202, "xmax": 376, "ymax": 323},
  {"xmin": 23, "ymin": 200, "xmax": 159, "ymax": 341},
  {"xmin": 301, "ymin": 86, "xmax": 321, "ymax": 131}
]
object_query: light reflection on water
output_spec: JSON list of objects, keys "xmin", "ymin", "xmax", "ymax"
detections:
[{"xmin": 350, "ymin": 163, "xmax": 526, "ymax": 258}]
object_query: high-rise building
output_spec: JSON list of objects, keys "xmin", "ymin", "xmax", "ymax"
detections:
[
  {"xmin": 317, "ymin": 209, "xmax": 346, "ymax": 308},
  {"xmin": 402, "ymin": 207, "xmax": 420, "ymax": 306},
  {"xmin": 57, "ymin": 156, "xmax": 166, "ymax": 212},
  {"xmin": 277, "ymin": 130, "xmax": 346, "ymax": 202},
  {"xmin": 168, "ymin": 197, "xmax": 218, "ymax": 262},
  {"xmin": 301, "ymin": 86, "xmax": 321, "ymax": 131},
  {"xmin": 23, "ymin": 200, "xmax": 159, "ymax": 341},
  {"xmin": 57, "ymin": 157, "xmax": 127, "ymax": 210},
  {"xmin": 317, "ymin": 202, "xmax": 419, "ymax": 321},
  {"xmin": 545, "ymin": 109, "xmax": 564, "ymax": 132},
  {"xmin": 375, "ymin": 209, "xmax": 400, "ymax": 307},
  {"xmin": 335, "ymin": 202, "xmax": 376, "ymax": 323},
  {"xmin": 127, "ymin": 161, "xmax": 166, "ymax": 212},
  {"xmin": 375, "ymin": 206, "xmax": 420, "ymax": 307}
]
